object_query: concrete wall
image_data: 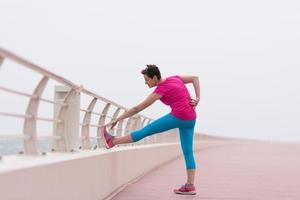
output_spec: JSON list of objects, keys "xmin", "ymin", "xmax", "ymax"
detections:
[{"xmin": 0, "ymin": 142, "xmax": 206, "ymax": 200}]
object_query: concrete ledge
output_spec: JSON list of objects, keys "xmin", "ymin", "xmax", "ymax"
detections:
[{"xmin": 0, "ymin": 140, "xmax": 235, "ymax": 200}]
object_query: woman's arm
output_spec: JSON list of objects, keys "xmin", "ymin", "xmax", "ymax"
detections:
[
  {"xmin": 109, "ymin": 93, "xmax": 161, "ymax": 129},
  {"xmin": 179, "ymin": 75, "xmax": 200, "ymax": 108},
  {"xmin": 179, "ymin": 75, "xmax": 200, "ymax": 99}
]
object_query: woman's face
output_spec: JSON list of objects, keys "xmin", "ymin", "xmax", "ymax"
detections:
[{"xmin": 144, "ymin": 75, "xmax": 158, "ymax": 88}]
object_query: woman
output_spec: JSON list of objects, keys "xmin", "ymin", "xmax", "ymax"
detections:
[{"xmin": 103, "ymin": 64, "xmax": 200, "ymax": 195}]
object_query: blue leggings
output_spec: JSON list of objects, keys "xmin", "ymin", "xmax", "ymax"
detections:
[{"xmin": 131, "ymin": 113, "xmax": 196, "ymax": 169}]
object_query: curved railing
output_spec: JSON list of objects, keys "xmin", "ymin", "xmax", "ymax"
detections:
[{"xmin": 0, "ymin": 47, "xmax": 180, "ymax": 157}]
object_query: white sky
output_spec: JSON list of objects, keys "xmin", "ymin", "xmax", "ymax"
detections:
[{"xmin": 1, "ymin": 0, "xmax": 300, "ymax": 142}]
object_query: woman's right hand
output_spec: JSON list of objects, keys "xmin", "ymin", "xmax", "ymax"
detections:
[{"xmin": 110, "ymin": 119, "xmax": 118, "ymax": 130}]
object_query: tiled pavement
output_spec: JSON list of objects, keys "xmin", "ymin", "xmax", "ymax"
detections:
[{"xmin": 112, "ymin": 141, "xmax": 300, "ymax": 200}]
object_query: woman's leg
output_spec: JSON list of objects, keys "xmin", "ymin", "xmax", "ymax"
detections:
[
  {"xmin": 179, "ymin": 127, "xmax": 196, "ymax": 184},
  {"xmin": 113, "ymin": 113, "xmax": 180, "ymax": 145},
  {"xmin": 113, "ymin": 135, "xmax": 132, "ymax": 145},
  {"xmin": 187, "ymin": 169, "xmax": 196, "ymax": 185}
]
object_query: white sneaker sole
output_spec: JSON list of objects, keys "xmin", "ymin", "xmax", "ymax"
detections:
[{"xmin": 174, "ymin": 191, "xmax": 196, "ymax": 195}]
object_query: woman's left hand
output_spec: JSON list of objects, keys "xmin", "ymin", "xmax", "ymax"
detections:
[{"xmin": 190, "ymin": 98, "xmax": 200, "ymax": 109}]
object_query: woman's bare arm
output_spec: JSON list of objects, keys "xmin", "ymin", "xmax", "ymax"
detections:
[
  {"xmin": 179, "ymin": 75, "xmax": 200, "ymax": 101},
  {"xmin": 109, "ymin": 93, "xmax": 161, "ymax": 128}
]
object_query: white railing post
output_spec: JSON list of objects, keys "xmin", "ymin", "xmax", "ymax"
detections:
[
  {"xmin": 124, "ymin": 117, "xmax": 133, "ymax": 136},
  {"xmin": 81, "ymin": 98, "xmax": 97, "ymax": 150},
  {"xmin": 53, "ymin": 86, "xmax": 80, "ymax": 152},
  {"xmin": 0, "ymin": 55, "xmax": 4, "ymax": 69},
  {"xmin": 136, "ymin": 116, "xmax": 142, "ymax": 130},
  {"xmin": 122, "ymin": 116, "xmax": 133, "ymax": 146},
  {"xmin": 167, "ymin": 129, "xmax": 178, "ymax": 143},
  {"xmin": 97, "ymin": 103, "xmax": 111, "ymax": 148},
  {"xmin": 111, "ymin": 108, "xmax": 121, "ymax": 135},
  {"xmin": 116, "ymin": 118, "xmax": 124, "ymax": 137},
  {"xmin": 23, "ymin": 76, "xmax": 49, "ymax": 155},
  {"xmin": 115, "ymin": 111, "xmax": 125, "ymax": 147}
]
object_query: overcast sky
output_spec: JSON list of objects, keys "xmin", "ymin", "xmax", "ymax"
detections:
[{"xmin": 1, "ymin": 0, "xmax": 300, "ymax": 142}]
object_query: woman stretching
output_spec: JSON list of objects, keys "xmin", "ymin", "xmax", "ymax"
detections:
[{"xmin": 103, "ymin": 64, "xmax": 200, "ymax": 195}]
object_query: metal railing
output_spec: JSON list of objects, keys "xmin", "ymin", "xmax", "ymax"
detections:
[{"xmin": 0, "ymin": 47, "xmax": 179, "ymax": 156}]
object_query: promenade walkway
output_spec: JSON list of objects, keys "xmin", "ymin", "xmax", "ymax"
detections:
[{"xmin": 112, "ymin": 141, "xmax": 300, "ymax": 200}]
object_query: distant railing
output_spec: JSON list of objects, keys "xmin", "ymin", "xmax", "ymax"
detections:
[{"xmin": 0, "ymin": 47, "xmax": 180, "ymax": 157}]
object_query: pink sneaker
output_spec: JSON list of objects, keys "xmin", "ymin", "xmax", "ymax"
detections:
[
  {"xmin": 102, "ymin": 126, "xmax": 115, "ymax": 149},
  {"xmin": 174, "ymin": 184, "xmax": 196, "ymax": 195}
]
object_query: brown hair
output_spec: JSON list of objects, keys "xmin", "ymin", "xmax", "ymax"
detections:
[{"xmin": 141, "ymin": 64, "xmax": 161, "ymax": 80}]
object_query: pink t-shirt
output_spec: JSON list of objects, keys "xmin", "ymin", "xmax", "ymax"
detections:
[{"xmin": 153, "ymin": 75, "xmax": 197, "ymax": 120}]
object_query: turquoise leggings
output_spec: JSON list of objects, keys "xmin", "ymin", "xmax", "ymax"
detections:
[{"xmin": 131, "ymin": 113, "xmax": 196, "ymax": 169}]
